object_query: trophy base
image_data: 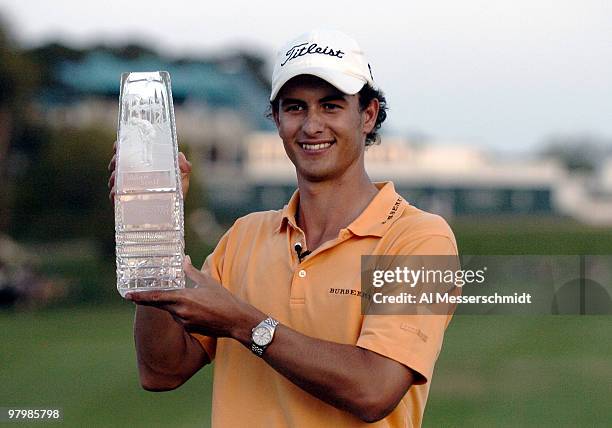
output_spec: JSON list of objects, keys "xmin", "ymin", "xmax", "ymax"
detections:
[{"xmin": 117, "ymin": 281, "xmax": 184, "ymax": 298}]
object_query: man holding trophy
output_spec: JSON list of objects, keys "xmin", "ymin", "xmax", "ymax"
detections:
[{"xmin": 108, "ymin": 29, "xmax": 457, "ymax": 427}]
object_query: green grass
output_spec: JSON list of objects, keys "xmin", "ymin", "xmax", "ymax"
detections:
[
  {"xmin": 426, "ymin": 316, "xmax": 612, "ymax": 427},
  {"xmin": 0, "ymin": 305, "xmax": 213, "ymax": 428},
  {"xmin": 2, "ymin": 307, "xmax": 610, "ymax": 427},
  {"xmin": 452, "ymin": 216, "xmax": 612, "ymax": 254}
]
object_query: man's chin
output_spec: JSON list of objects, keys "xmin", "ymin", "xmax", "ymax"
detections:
[{"xmin": 296, "ymin": 169, "xmax": 334, "ymax": 183}]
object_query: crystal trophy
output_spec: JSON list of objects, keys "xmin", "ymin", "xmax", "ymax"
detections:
[{"xmin": 114, "ymin": 71, "xmax": 184, "ymax": 297}]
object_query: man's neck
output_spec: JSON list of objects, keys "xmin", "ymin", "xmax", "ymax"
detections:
[{"xmin": 295, "ymin": 169, "xmax": 378, "ymax": 252}]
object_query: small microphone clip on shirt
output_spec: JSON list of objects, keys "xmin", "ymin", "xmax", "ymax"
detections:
[{"xmin": 294, "ymin": 242, "xmax": 311, "ymax": 262}]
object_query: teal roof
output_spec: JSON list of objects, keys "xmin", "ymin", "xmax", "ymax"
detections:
[{"xmin": 55, "ymin": 51, "xmax": 273, "ymax": 129}]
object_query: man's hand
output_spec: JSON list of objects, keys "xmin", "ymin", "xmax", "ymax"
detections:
[
  {"xmin": 107, "ymin": 141, "xmax": 193, "ymax": 202},
  {"xmin": 126, "ymin": 257, "xmax": 264, "ymax": 339}
]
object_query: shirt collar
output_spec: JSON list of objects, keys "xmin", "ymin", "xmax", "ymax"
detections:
[
  {"xmin": 278, "ymin": 188, "xmax": 301, "ymax": 233},
  {"xmin": 346, "ymin": 181, "xmax": 408, "ymax": 237},
  {"xmin": 277, "ymin": 181, "xmax": 408, "ymax": 237}
]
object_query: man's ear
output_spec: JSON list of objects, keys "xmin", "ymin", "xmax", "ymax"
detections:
[
  {"xmin": 362, "ymin": 98, "xmax": 380, "ymax": 135},
  {"xmin": 272, "ymin": 107, "xmax": 280, "ymax": 129}
]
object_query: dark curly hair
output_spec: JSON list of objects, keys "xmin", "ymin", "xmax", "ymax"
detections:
[
  {"xmin": 357, "ymin": 84, "xmax": 388, "ymax": 146},
  {"xmin": 268, "ymin": 83, "xmax": 388, "ymax": 146}
]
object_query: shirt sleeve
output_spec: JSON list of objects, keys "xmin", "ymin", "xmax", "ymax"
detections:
[
  {"xmin": 356, "ymin": 232, "xmax": 459, "ymax": 384},
  {"xmin": 188, "ymin": 227, "xmax": 233, "ymax": 362}
]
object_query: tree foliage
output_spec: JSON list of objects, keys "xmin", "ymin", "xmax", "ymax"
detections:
[{"xmin": 11, "ymin": 126, "xmax": 116, "ymax": 251}]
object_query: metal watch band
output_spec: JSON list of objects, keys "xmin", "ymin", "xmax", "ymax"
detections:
[
  {"xmin": 251, "ymin": 343, "xmax": 265, "ymax": 356},
  {"xmin": 263, "ymin": 317, "xmax": 280, "ymax": 329}
]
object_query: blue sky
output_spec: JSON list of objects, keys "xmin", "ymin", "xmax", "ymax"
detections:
[{"xmin": 1, "ymin": 0, "xmax": 610, "ymax": 152}]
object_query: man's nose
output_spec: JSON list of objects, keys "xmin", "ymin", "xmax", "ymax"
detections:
[{"xmin": 301, "ymin": 110, "xmax": 325, "ymax": 136}]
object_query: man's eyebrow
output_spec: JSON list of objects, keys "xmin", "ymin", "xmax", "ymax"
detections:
[
  {"xmin": 319, "ymin": 94, "xmax": 347, "ymax": 103},
  {"xmin": 279, "ymin": 94, "xmax": 347, "ymax": 105},
  {"xmin": 280, "ymin": 98, "xmax": 306, "ymax": 105}
]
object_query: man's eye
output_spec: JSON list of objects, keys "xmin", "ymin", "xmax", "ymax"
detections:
[
  {"xmin": 285, "ymin": 105, "xmax": 304, "ymax": 112},
  {"xmin": 323, "ymin": 103, "xmax": 340, "ymax": 110}
]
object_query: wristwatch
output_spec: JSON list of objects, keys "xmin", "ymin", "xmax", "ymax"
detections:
[{"xmin": 251, "ymin": 317, "xmax": 279, "ymax": 357}]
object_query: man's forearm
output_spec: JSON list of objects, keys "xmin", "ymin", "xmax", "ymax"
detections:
[
  {"xmin": 134, "ymin": 305, "xmax": 208, "ymax": 390},
  {"xmin": 231, "ymin": 304, "xmax": 413, "ymax": 422}
]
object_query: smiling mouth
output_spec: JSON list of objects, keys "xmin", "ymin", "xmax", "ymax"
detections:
[{"xmin": 299, "ymin": 141, "xmax": 334, "ymax": 151}]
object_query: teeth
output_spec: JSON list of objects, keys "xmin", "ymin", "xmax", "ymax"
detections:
[{"xmin": 302, "ymin": 143, "xmax": 331, "ymax": 151}]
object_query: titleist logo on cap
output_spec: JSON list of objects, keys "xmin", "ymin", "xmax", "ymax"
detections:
[{"xmin": 280, "ymin": 42, "xmax": 345, "ymax": 67}]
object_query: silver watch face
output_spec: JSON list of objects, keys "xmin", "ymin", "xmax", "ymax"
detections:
[{"xmin": 252, "ymin": 326, "xmax": 272, "ymax": 346}]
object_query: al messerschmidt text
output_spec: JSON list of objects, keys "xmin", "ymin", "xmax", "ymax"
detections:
[{"xmin": 373, "ymin": 292, "xmax": 532, "ymax": 304}]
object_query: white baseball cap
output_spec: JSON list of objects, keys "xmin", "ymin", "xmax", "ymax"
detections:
[{"xmin": 270, "ymin": 29, "xmax": 376, "ymax": 101}]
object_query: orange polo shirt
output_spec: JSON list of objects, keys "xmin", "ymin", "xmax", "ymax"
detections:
[{"xmin": 192, "ymin": 181, "xmax": 458, "ymax": 427}]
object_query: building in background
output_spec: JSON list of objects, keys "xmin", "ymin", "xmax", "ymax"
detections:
[
  {"xmin": 30, "ymin": 45, "xmax": 612, "ymax": 225},
  {"xmin": 240, "ymin": 132, "xmax": 612, "ymax": 226}
]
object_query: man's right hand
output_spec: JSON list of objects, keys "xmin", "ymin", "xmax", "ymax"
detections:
[{"xmin": 107, "ymin": 141, "xmax": 193, "ymax": 203}]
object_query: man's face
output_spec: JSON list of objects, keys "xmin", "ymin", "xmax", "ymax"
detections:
[{"xmin": 273, "ymin": 75, "xmax": 378, "ymax": 183}]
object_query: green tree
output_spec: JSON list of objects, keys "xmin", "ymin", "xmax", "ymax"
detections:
[
  {"xmin": 12, "ymin": 126, "xmax": 115, "ymax": 251},
  {"xmin": 0, "ymin": 17, "xmax": 37, "ymax": 233}
]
